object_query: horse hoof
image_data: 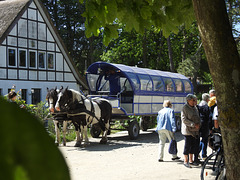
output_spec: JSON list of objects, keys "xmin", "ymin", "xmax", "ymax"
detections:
[
  {"xmin": 100, "ymin": 139, "xmax": 107, "ymax": 144},
  {"xmin": 74, "ymin": 141, "xmax": 81, "ymax": 147},
  {"xmin": 63, "ymin": 142, "xmax": 66, "ymax": 146}
]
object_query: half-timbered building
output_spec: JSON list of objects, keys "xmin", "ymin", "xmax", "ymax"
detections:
[{"xmin": 0, "ymin": 0, "xmax": 87, "ymax": 104}]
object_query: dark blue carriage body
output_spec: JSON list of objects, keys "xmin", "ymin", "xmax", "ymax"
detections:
[{"xmin": 86, "ymin": 62, "xmax": 193, "ymax": 117}]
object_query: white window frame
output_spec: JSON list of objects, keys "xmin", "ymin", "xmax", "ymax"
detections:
[
  {"xmin": 29, "ymin": 50, "xmax": 37, "ymax": 69},
  {"xmin": 38, "ymin": 51, "xmax": 46, "ymax": 69},
  {"xmin": 8, "ymin": 47, "xmax": 17, "ymax": 67},
  {"xmin": 19, "ymin": 48, "xmax": 27, "ymax": 68}
]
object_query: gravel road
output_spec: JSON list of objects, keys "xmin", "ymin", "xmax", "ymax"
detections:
[{"xmin": 59, "ymin": 130, "xmax": 206, "ymax": 180}]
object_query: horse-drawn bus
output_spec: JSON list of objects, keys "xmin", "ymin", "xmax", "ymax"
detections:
[{"xmin": 86, "ymin": 62, "xmax": 193, "ymax": 139}]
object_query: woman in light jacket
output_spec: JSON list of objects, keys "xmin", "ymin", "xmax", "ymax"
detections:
[
  {"xmin": 156, "ymin": 100, "xmax": 180, "ymax": 162},
  {"xmin": 181, "ymin": 94, "xmax": 200, "ymax": 168}
]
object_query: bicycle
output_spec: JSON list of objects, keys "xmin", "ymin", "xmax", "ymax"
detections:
[{"xmin": 200, "ymin": 132, "xmax": 226, "ymax": 180}]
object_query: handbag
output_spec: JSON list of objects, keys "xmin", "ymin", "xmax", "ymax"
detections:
[{"xmin": 168, "ymin": 139, "xmax": 178, "ymax": 154}]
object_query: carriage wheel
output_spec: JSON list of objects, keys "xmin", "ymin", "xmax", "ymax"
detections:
[
  {"xmin": 128, "ymin": 120, "xmax": 140, "ymax": 140},
  {"xmin": 140, "ymin": 116, "xmax": 149, "ymax": 131},
  {"xmin": 90, "ymin": 124, "xmax": 102, "ymax": 138}
]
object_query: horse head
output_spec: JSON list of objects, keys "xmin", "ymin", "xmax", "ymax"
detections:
[
  {"xmin": 46, "ymin": 87, "xmax": 58, "ymax": 113},
  {"xmin": 55, "ymin": 87, "xmax": 73, "ymax": 112}
]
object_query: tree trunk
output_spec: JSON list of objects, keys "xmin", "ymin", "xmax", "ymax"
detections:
[
  {"xmin": 192, "ymin": 0, "xmax": 240, "ymax": 179},
  {"xmin": 167, "ymin": 36, "xmax": 175, "ymax": 72}
]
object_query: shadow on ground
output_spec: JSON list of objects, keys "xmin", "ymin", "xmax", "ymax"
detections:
[{"xmin": 66, "ymin": 130, "xmax": 184, "ymax": 152}]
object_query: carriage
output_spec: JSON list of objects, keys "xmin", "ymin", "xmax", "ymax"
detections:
[{"xmin": 86, "ymin": 62, "xmax": 193, "ymax": 139}]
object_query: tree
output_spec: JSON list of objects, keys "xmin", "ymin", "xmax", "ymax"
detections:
[
  {"xmin": 80, "ymin": 0, "xmax": 240, "ymax": 179},
  {"xmin": 192, "ymin": 1, "xmax": 240, "ymax": 179}
]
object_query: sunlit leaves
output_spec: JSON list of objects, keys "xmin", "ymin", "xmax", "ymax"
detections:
[{"xmin": 80, "ymin": 0, "xmax": 195, "ymax": 45}]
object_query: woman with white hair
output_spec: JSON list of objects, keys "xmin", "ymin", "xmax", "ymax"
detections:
[
  {"xmin": 181, "ymin": 94, "xmax": 200, "ymax": 168},
  {"xmin": 156, "ymin": 100, "xmax": 180, "ymax": 162}
]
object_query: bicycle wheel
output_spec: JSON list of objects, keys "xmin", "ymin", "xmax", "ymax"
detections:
[
  {"xmin": 201, "ymin": 151, "xmax": 218, "ymax": 180},
  {"xmin": 216, "ymin": 158, "xmax": 226, "ymax": 180}
]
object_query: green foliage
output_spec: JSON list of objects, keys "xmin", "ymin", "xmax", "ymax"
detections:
[
  {"xmin": 80, "ymin": 0, "xmax": 195, "ymax": 45},
  {"xmin": 0, "ymin": 97, "xmax": 70, "ymax": 180},
  {"xmin": 177, "ymin": 57, "xmax": 200, "ymax": 77}
]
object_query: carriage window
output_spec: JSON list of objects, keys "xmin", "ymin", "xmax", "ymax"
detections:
[
  {"xmin": 138, "ymin": 74, "xmax": 152, "ymax": 91},
  {"xmin": 99, "ymin": 77, "xmax": 110, "ymax": 91},
  {"xmin": 120, "ymin": 77, "xmax": 132, "ymax": 91},
  {"xmin": 163, "ymin": 78, "xmax": 175, "ymax": 92},
  {"xmin": 125, "ymin": 72, "xmax": 140, "ymax": 91},
  {"xmin": 87, "ymin": 74, "xmax": 98, "ymax": 91},
  {"xmin": 152, "ymin": 76, "xmax": 164, "ymax": 92},
  {"xmin": 173, "ymin": 79, "xmax": 184, "ymax": 92},
  {"xmin": 183, "ymin": 80, "xmax": 192, "ymax": 93}
]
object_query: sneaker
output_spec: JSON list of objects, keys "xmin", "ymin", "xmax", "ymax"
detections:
[
  {"xmin": 158, "ymin": 159, "xmax": 163, "ymax": 162},
  {"xmin": 172, "ymin": 157, "xmax": 181, "ymax": 160},
  {"xmin": 184, "ymin": 163, "xmax": 192, "ymax": 168}
]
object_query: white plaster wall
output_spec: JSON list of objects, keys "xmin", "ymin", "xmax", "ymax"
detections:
[
  {"xmin": 64, "ymin": 72, "xmax": 75, "ymax": 81},
  {"xmin": 56, "ymin": 72, "xmax": 63, "ymax": 81},
  {"xmin": 0, "ymin": 69, "xmax": 6, "ymax": 79},
  {"xmin": 56, "ymin": 53, "xmax": 63, "ymax": 71},
  {"xmin": 64, "ymin": 60, "xmax": 71, "ymax": 72},
  {"xmin": 8, "ymin": 69, "xmax": 17, "ymax": 79},
  {"xmin": 0, "ymin": 80, "xmax": 80, "ymax": 104},
  {"xmin": 29, "ymin": 71, "xmax": 37, "ymax": 80},
  {"xmin": 48, "ymin": 72, "xmax": 55, "ymax": 81},
  {"xmin": 0, "ymin": 46, "xmax": 6, "ymax": 67},
  {"xmin": 39, "ymin": 71, "xmax": 46, "ymax": 80},
  {"xmin": 19, "ymin": 70, "xmax": 27, "ymax": 79}
]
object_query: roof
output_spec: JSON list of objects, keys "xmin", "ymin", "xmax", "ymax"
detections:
[
  {"xmin": 87, "ymin": 61, "xmax": 189, "ymax": 80},
  {"xmin": 0, "ymin": 0, "xmax": 29, "ymax": 42},
  {"xmin": 0, "ymin": 0, "xmax": 88, "ymax": 89}
]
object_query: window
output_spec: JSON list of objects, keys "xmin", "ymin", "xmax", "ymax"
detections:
[
  {"xmin": 152, "ymin": 76, "xmax": 164, "ymax": 92},
  {"xmin": 21, "ymin": 89, "xmax": 27, "ymax": 103},
  {"xmin": 8, "ymin": 48, "xmax": 16, "ymax": 66},
  {"xmin": 29, "ymin": 51, "xmax": 36, "ymax": 68},
  {"xmin": 19, "ymin": 49, "xmax": 27, "ymax": 67},
  {"xmin": 183, "ymin": 80, "xmax": 192, "ymax": 93},
  {"xmin": 163, "ymin": 77, "xmax": 175, "ymax": 92},
  {"xmin": 173, "ymin": 79, "xmax": 184, "ymax": 92},
  {"xmin": 47, "ymin": 53, "xmax": 54, "ymax": 69},
  {"xmin": 31, "ymin": 88, "xmax": 41, "ymax": 104},
  {"xmin": 38, "ymin": 52, "xmax": 45, "ymax": 68},
  {"xmin": 125, "ymin": 72, "xmax": 140, "ymax": 91},
  {"xmin": 138, "ymin": 74, "xmax": 152, "ymax": 91}
]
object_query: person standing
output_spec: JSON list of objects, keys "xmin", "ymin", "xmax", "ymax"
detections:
[
  {"xmin": 181, "ymin": 94, "xmax": 200, "ymax": 168},
  {"xmin": 198, "ymin": 93, "xmax": 211, "ymax": 160},
  {"xmin": 156, "ymin": 100, "xmax": 180, "ymax": 162},
  {"xmin": 8, "ymin": 91, "xmax": 17, "ymax": 102}
]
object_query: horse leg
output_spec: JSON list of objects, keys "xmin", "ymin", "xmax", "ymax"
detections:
[
  {"xmin": 54, "ymin": 120, "xmax": 60, "ymax": 146},
  {"xmin": 62, "ymin": 121, "xmax": 68, "ymax": 146},
  {"xmin": 74, "ymin": 129, "xmax": 82, "ymax": 147},
  {"xmin": 100, "ymin": 122, "xmax": 110, "ymax": 144},
  {"xmin": 82, "ymin": 125, "xmax": 89, "ymax": 146}
]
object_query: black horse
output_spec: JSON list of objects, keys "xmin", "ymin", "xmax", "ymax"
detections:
[
  {"xmin": 46, "ymin": 87, "xmax": 88, "ymax": 147},
  {"xmin": 55, "ymin": 87, "xmax": 112, "ymax": 144}
]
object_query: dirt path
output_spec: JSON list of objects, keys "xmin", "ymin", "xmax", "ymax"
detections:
[{"xmin": 59, "ymin": 130, "xmax": 207, "ymax": 180}]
